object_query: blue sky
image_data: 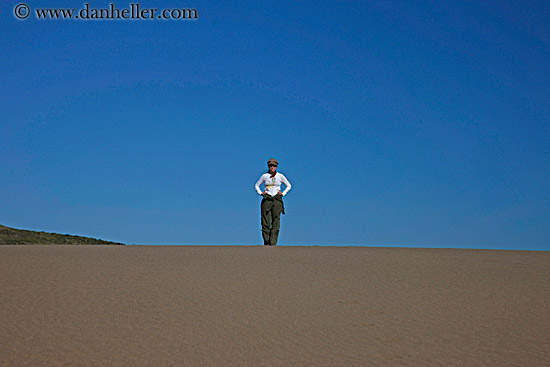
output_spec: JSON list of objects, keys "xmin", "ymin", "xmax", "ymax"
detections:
[{"xmin": 1, "ymin": 1, "xmax": 549, "ymax": 250}]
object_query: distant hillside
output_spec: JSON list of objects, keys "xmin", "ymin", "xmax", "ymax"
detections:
[{"xmin": 0, "ymin": 224, "xmax": 125, "ymax": 245}]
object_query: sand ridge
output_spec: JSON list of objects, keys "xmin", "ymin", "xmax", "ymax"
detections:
[{"xmin": 1, "ymin": 245, "xmax": 549, "ymax": 366}]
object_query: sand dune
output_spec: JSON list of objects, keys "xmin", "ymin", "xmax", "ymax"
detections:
[{"xmin": 1, "ymin": 245, "xmax": 549, "ymax": 366}]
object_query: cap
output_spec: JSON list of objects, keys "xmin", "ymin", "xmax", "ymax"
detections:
[{"xmin": 267, "ymin": 158, "xmax": 278, "ymax": 166}]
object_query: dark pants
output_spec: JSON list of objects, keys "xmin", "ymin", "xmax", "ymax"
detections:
[{"xmin": 261, "ymin": 194, "xmax": 285, "ymax": 246}]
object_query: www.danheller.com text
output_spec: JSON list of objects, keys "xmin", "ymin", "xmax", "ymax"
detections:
[{"xmin": 31, "ymin": 3, "xmax": 198, "ymax": 20}]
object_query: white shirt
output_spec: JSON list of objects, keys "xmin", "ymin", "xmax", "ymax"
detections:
[{"xmin": 255, "ymin": 172, "xmax": 292, "ymax": 197}]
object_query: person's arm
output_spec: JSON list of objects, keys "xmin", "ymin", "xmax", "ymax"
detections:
[
  {"xmin": 255, "ymin": 175, "xmax": 265, "ymax": 195},
  {"xmin": 280, "ymin": 174, "xmax": 292, "ymax": 196}
]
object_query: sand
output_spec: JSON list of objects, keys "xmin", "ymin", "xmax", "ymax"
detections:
[{"xmin": 1, "ymin": 245, "xmax": 549, "ymax": 366}]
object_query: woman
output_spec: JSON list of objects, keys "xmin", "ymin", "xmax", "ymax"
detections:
[{"xmin": 254, "ymin": 158, "xmax": 292, "ymax": 246}]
